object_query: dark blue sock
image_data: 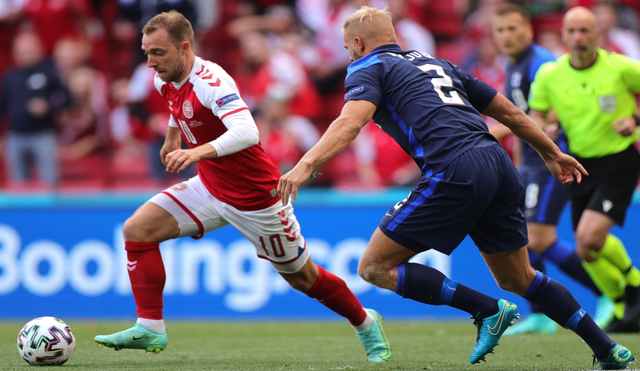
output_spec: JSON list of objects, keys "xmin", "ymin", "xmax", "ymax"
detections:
[
  {"xmin": 396, "ymin": 262, "xmax": 498, "ymax": 318},
  {"xmin": 524, "ymin": 271, "xmax": 615, "ymax": 358},
  {"xmin": 543, "ymin": 240, "xmax": 602, "ymax": 296},
  {"xmin": 529, "ymin": 253, "xmax": 545, "ymax": 314}
]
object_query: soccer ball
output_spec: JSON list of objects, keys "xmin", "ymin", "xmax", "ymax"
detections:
[{"xmin": 17, "ymin": 316, "xmax": 76, "ymax": 366}]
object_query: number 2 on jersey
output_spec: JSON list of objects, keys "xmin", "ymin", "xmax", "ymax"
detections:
[{"xmin": 418, "ymin": 64, "xmax": 465, "ymax": 105}]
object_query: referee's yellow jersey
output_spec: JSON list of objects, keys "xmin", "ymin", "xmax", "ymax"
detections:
[{"xmin": 529, "ymin": 48, "xmax": 640, "ymax": 158}]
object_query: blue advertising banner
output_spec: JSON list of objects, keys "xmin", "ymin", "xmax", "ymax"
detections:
[{"xmin": 0, "ymin": 189, "xmax": 638, "ymax": 320}]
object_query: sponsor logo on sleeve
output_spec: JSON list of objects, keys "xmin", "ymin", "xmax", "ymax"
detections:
[
  {"xmin": 216, "ymin": 93, "xmax": 240, "ymax": 107},
  {"xmin": 344, "ymin": 85, "xmax": 365, "ymax": 101}
]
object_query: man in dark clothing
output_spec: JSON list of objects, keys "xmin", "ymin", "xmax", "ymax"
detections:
[{"xmin": 0, "ymin": 32, "xmax": 69, "ymax": 186}]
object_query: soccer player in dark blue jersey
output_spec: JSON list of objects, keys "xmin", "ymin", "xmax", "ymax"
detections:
[
  {"xmin": 278, "ymin": 6, "xmax": 634, "ymax": 369},
  {"xmin": 491, "ymin": 3, "xmax": 614, "ymax": 335}
]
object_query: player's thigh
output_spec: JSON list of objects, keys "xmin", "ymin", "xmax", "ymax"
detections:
[
  {"xmin": 469, "ymin": 144, "xmax": 529, "ymax": 254},
  {"xmin": 380, "ymin": 143, "xmax": 505, "ymax": 255},
  {"xmin": 123, "ymin": 202, "xmax": 181, "ymax": 242},
  {"xmin": 148, "ymin": 176, "xmax": 230, "ymax": 240},
  {"xmin": 224, "ymin": 200, "xmax": 310, "ymax": 274}
]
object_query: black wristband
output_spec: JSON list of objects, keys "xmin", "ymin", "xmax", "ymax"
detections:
[{"xmin": 635, "ymin": 116, "xmax": 640, "ymax": 127}]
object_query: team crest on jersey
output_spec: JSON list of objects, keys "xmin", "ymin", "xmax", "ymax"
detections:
[
  {"xmin": 170, "ymin": 183, "xmax": 187, "ymax": 192},
  {"xmin": 597, "ymin": 95, "xmax": 617, "ymax": 114},
  {"xmin": 182, "ymin": 100, "xmax": 194, "ymax": 118},
  {"xmin": 216, "ymin": 93, "xmax": 239, "ymax": 107},
  {"xmin": 344, "ymin": 85, "xmax": 365, "ymax": 101}
]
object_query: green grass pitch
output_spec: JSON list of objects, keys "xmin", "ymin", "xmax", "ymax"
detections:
[{"xmin": 1, "ymin": 320, "xmax": 639, "ymax": 370}]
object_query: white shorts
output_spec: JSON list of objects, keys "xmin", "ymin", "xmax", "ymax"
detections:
[{"xmin": 149, "ymin": 176, "xmax": 310, "ymax": 273}]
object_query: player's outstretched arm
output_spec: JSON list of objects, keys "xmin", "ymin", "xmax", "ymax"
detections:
[
  {"xmin": 481, "ymin": 93, "xmax": 587, "ymax": 185},
  {"xmin": 278, "ymin": 100, "xmax": 376, "ymax": 205}
]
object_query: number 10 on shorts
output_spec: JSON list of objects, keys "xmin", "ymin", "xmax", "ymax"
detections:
[{"xmin": 259, "ymin": 235, "xmax": 286, "ymax": 258}]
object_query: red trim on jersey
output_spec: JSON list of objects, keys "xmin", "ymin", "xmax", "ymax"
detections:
[
  {"xmin": 220, "ymin": 107, "xmax": 249, "ymax": 121},
  {"xmin": 161, "ymin": 191, "xmax": 204, "ymax": 239},
  {"xmin": 257, "ymin": 242, "xmax": 306, "ymax": 265}
]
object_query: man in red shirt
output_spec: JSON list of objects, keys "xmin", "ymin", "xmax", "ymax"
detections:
[{"xmin": 94, "ymin": 10, "xmax": 391, "ymax": 363}]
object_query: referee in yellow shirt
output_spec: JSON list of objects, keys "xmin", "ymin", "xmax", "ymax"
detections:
[{"xmin": 529, "ymin": 6, "xmax": 640, "ymax": 333}]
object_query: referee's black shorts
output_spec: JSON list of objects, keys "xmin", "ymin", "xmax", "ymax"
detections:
[{"xmin": 571, "ymin": 145, "xmax": 640, "ymax": 230}]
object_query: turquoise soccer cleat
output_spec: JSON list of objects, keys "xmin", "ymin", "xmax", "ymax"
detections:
[
  {"xmin": 94, "ymin": 323, "xmax": 167, "ymax": 353},
  {"xmin": 469, "ymin": 299, "xmax": 519, "ymax": 364},
  {"xmin": 595, "ymin": 344, "xmax": 636, "ymax": 370},
  {"xmin": 594, "ymin": 296, "xmax": 616, "ymax": 329},
  {"xmin": 356, "ymin": 309, "xmax": 392, "ymax": 362},
  {"xmin": 503, "ymin": 313, "xmax": 557, "ymax": 335}
]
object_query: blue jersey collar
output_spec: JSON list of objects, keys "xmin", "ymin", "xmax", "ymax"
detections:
[{"xmin": 346, "ymin": 44, "xmax": 402, "ymax": 79}]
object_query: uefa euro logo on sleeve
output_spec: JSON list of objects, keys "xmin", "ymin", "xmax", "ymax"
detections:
[{"xmin": 597, "ymin": 94, "xmax": 617, "ymax": 114}]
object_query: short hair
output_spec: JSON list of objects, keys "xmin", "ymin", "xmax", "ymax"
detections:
[
  {"xmin": 494, "ymin": 3, "xmax": 531, "ymax": 24},
  {"xmin": 142, "ymin": 10, "xmax": 194, "ymax": 47},
  {"xmin": 342, "ymin": 5, "xmax": 393, "ymax": 33}
]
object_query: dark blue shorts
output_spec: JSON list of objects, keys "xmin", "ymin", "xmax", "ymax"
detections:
[
  {"xmin": 379, "ymin": 143, "xmax": 528, "ymax": 255},
  {"xmin": 520, "ymin": 164, "xmax": 570, "ymax": 225}
]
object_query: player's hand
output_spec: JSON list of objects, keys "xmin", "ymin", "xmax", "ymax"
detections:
[
  {"xmin": 613, "ymin": 117, "xmax": 636, "ymax": 137},
  {"xmin": 165, "ymin": 148, "xmax": 201, "ymax": 173},
  {"xmin": 545, "ymin": 153, "xmax": 588, "ymax": 186},
  {"xmin": 159, "ymin": 144, "xmax": 176, "ymax": 166},
  {"xmin": 277, "ymin": 162, "xmax": 314, "ymax": 206}
]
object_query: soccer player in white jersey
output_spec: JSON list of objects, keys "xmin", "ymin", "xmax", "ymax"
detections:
[{"xmin": 94, "ymin": 10, "xmax": 391, "ymax": 363}]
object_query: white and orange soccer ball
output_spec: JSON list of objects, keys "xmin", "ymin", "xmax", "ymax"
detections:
[{"xmin": 17, "ymin": 316, "xmax": 76, "ymax": 366}]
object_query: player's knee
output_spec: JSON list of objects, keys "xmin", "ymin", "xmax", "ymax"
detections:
[
  {"xmin": 122, "ymin": 216, "xmax": 151, "ymax": 242},
  {"xmin": 357, "ymin": 260, "xmax": 379, "ymax": 285},
  {"xmin": 281, "ymin": 270, "xmax": 315, "ymax": 293},
  {"xmin": 575, "ymin": 230, "xmax": 604, "ymax": 253}
]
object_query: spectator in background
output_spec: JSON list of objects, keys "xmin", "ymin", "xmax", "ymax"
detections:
[
  {"xmin": 234, "ymin": 31, "xmax": 321, "ymax": 121},
  {"xmin": 296, "ymin": 0, "xmax": 356, "ymax": 95},
  {"xmin": 466, "ymin": 0, "xmax": 507, "ymax": 44},
  {"xmin": 354, "ymin": 123, "xmax": 419, "ymax": 188},
  {"xmin": 115, "ymin": 0, "xmax": 200, "ymax": 67},
  {"xmin": 20, "ymin": 0, "xmax": 108, "ymax": 72},
  {"xmin": 53, "ymin": 37, "xmax": 110, "ymax": 137},
  {"xmin": 255, "ymin": 88, "xmax": 320, "ymax": 174},
  {"xmin": 537, "ymin": 29, "xmax": 566, "ymax": 58},
  {"xmin": 0, "ymin": 32, "xmax": 69, "ymax": 187},
  {"xmin": 109, "ymin": 77, "xmax": 141, "ymax": 155},
  {"xmin": 127, "ymin": 62, "xmax": 176, "ymax": 183},
  {"xmin": 594, "ymin": 2, "xmax": 640, "ymax": 60},
  {"xmin": 466, "ymin": 36, "xmax": 506, "ymax": 93},
  {"xmin": 53, "ymin": 38, "xmax": 93, "ymax": 84},
  {"xmin": 387, "ymin": 0, "xmax": 435, "ymax": 55},
  {"xmin": 0, "ymin": 0, "xmax": 25, "ymax": 78},
  {"xmin": 60, "ymin": 67, "xmax": 108, "ymax": 167}
]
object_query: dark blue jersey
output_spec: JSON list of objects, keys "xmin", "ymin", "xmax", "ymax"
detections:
[
  {"xmin": 344, "ymin": 44, "xmax": 498, "ymax": 177},
  {"xmin": 504, "ymin": 44, "xmax": 556, "ymax": 168}
]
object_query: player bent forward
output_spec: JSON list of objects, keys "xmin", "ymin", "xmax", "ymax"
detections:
[
  {"xmin": 279, "ymin": 6, "xmax": 634, "ymax": 370},
  {"xmin": 94, "ymin": 10, "xmax": 391, "ymax": 363}
]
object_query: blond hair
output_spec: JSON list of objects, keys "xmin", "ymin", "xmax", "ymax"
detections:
[
  {"xmin": 142, "ymin": 10, "xmax": 194, "ymax": 47},
  {"xmin": 342, "ymin": 6, "xmax": 393, "ymax": 33}
]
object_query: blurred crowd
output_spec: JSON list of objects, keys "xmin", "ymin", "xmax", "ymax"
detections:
[{"xmin": 0, "ymin": 0, "xmax": 639, "ymax": 191}]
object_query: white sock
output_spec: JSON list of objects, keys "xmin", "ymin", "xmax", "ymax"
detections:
[
  {"xmin": 353, "ymin": 310, "xmax": 375, "ymax": 332},
  {"xmin": 137, "ymin": 318, "xmax": 166, "ymax": 333}
]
